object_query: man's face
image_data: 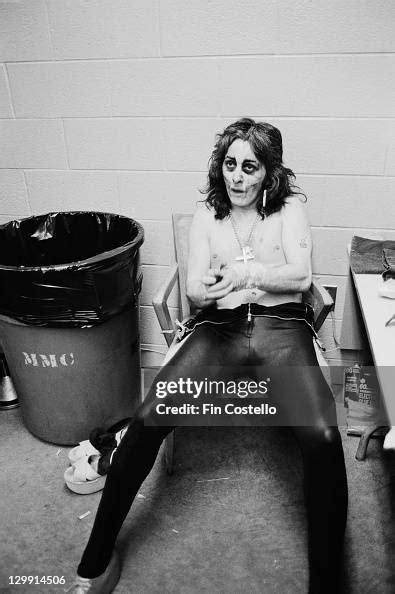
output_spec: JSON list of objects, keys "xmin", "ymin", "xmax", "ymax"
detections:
[{"xmin": 222, "ymin": 139, "xmax": 266, "ymax": 209}]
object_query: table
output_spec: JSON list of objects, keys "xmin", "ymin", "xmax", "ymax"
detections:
[{"xmin": 351, "ymin": 273, "xmax": 395, "ymax": 430}]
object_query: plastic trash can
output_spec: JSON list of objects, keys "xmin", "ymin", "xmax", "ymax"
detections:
[{"xmin": 0, "ymin": 211, "xmax": 144, "ymax": 445}]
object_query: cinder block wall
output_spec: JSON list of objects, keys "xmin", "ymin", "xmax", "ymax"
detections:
[{"xmin": 1, "ymin": 1, "xmax": 394, "ymax": 371}]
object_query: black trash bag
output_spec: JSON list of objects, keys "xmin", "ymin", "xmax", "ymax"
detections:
[{"xmin": 0, "ymin": 211, "xmax": 144, "ymax": 327}]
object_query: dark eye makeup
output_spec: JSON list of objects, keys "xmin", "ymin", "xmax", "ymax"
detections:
[{"xmin": 224, "ymin": 158, "xmax": 258, "ymax": 173}]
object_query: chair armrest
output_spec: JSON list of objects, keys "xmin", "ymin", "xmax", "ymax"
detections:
[
  {"xmin": 152, "ymin": 263, "xmax": 179, "ymax": 346},
  {"xmin": 305, "ymin": 280, "xmax": 334, "ymax": 332}
]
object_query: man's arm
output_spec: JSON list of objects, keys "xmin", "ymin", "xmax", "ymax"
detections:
[
  {"xmin": 248, "ymin": 196, "xmax": 312, "ymax": 292},
  {"xmin": 208, "ymin": 197, "xmax": 312, "ymax": 297},
  {"xmin": 186, "ymin": 207, "xmax": 233, "ymax": 308}
]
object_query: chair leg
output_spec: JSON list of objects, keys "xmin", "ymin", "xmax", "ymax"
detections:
[
  {"xmin": 164, "ymin": 430, "xmax": 175, "ymax": 475},
  {"xmin": 355, "ymin": 424, "xmax": 386, "ymax": 461}
]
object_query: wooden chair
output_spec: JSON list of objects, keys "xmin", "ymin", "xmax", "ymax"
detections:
[{"xmin": 152, "ymin": 214, "xmax": 334, "ymax": 474}]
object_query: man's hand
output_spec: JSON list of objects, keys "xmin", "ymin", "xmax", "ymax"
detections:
[
  {"xmin": 206, "ymin": 266, "xmax": 235, "ymax": 300},
  {"xmin": 188, "ymin": 267, "xmax": 235, "ymax": 306},
  {"xmin": 201, "ymin": 268, "xmax": 221, "ymax": 288},
  {"xmin": 187, "ymin": 268, "xmax": 227, "ymax": 308}
]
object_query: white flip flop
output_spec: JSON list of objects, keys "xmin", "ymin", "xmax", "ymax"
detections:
[
  {"xmin": 68, "ymin": 440, "xmax": 100, "ymax": 465},
  {"xmin": 64, "ymin": 455, "xmax": 106, "ymax": 495}
]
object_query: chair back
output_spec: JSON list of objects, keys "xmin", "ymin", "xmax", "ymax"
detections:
[{"xmin": 172, "ymin": 213, "xmax": 193, "ymax": 320}]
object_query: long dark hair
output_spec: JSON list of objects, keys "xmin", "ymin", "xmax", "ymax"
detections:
[{"xmin": 202, "ymin": 118, "xmax": 305, "ymax": 219}]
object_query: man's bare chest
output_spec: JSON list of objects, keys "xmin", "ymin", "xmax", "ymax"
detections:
[{"xmin": 209, "ymin": 216, "xmax": 286, "ymax": 269}]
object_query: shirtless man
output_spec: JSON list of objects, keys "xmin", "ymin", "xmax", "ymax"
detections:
[
  {"xmin": 187, "ymin": 141, "xmax": 311, "ymax": 311},
  {"xmin": 71, "ymin": 119, "xmax": 348, "ymax": 594}
]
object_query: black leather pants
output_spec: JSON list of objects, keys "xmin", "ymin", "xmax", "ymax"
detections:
[{"xmin": 78, "ymin": 305, "xmax": 348, "ymax": 593}]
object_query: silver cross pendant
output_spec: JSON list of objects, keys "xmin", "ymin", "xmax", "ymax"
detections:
[{"xmin": 236, "ymin": 246, "xmax": 255, "ymax": 264}]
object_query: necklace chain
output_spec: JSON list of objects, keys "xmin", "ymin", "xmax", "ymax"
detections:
[{"xmin": 230, "ymin": 213, "xmax": 260, "ymax": 252}]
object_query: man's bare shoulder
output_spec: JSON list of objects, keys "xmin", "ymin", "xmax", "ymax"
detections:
[
  {"xmin": 281, "ymin": 195, "xmax": 309, "ymax": 221},
  {"xmin": 283, "ymin": 194, "xmax": 307, "ymax": 209},
  {"xmin": 191, "ymin": 203, "xmax": 216, "ymax": 229}
]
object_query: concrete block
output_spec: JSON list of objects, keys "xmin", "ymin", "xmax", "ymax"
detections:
[
  {"xmin": 311, "ymin": 227, "xmax": 395, "ymax": 276},
  {"xmin": 0, "ymin": 170, "xmax": 29, "ymax": 216},
  {"xmin": 110, "ymin": 59, "xmax": 220, "ymax": 116},
  {"xmin": 140, "ymin": 305, "xmax": 163, "ymax": 345},
  {"xmin": 161, "ymin": 0, "xmax": 280, "ymax": 56},
  {"xmin": 278, "ymin": 118, "xmax": 389, "ymax": 175},
  {"xmin": 0, "ymin": 66, "xmax": 13, "ymax": 117},
  {"xmin": 64, "ymin": 119, "xmax": 164, "ymax": 170},
  {"xmin": 141, "ymin": 347, "xmax": 166, "ymax": 368},
  {"xmin": 0, "ymin": 0, "xmax": 53, "ymax": 61},
  {"xmin": 162, "ymin": 118, "xmax": 223, "ymax": 171},
  {"xmin": 47, "ymin": 0, "xmax": 159, "ymax": 59},
  {"xmin": 311, "ymin": 227, "xmax": 356, "ymax": 276},
  {"xmin": 301, "ymin": 175, "xmax": 395, "ymax": 229},
  {"xmin": 8, "ymin": 62, "xmax": 111, "ymax": 118},
  {"xmin": 162, "ymin": 117, "xmax": 389, "ymax": 175},
  {"xmin": 118, "ymin": 171, "xmax": 205, "ymax": 220},
  {"xmin": 160, "ymin": 0, "xmax": 395, "ymax": 56},
  {"xmin": 383, "ymin": 119, "xmax": 395, "ymax": 175},
  {"xmin": 384, "ymin": 144, "xmax": 395, "ymax": 175},
  {"xmin": 277, "ymin": 0, "xmax": 395, "ymax": 54},
  {"xmin": 140, "ymin": 265, "xmax": 179, "ymax": 308},
  {"xmin": 140, "ymin": 220, "xmax": 174, "ymax": 266},
  {"xmin": 25, "ymin": 170, "xmax": 119, "ymax": 214},
  {"xmin": 218, "ymin": 56, "xmax": 395, "ymax": 117},
  {"xmin": 0, "ymin": 214, "xmax": 17, "ymax": 225},
  {"xmin": 0, "ymin": 119, "xmax": 67, "ymax": 169}
]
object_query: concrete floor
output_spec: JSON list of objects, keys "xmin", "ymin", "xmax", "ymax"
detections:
[{"xmin": 1, "ymin": 404, "xmax": 395, "ymax": 594}]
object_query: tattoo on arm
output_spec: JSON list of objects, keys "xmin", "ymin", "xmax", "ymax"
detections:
[{"xmin": 299, "ymin": 237, "xmax": 308, "ymax": 248}]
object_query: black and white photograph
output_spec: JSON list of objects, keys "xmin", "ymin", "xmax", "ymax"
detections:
[{"xmin": 0, "ymin": 1, "xmax": 394, "ymax": 593}]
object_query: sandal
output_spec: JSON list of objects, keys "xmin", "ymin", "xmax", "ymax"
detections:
[
  {"xmin": 68, "ymin": 440, "xmax": 100, "ymax": 465},
  {"xmin": 64, "ymin": 455, "xmax": 106, "ymax": 495}
]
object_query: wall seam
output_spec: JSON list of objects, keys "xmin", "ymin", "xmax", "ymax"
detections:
[
  {"xmin": 157, "ymin": 0, "xmax": 163, "ymax": 57},
  {"xmin": 115, "ymin": 170, "xmax": 122, "ymax": 212},
  {"xmin": 4, "ymin": 169, "xmax": 395, "ymax": 178},
  {"xmin": 43, "ymin": 0, "xmax": 55, "ymax": 59},
  {"xmin": 3, "ymin": 64, "xmax": 16, "ymax": 118},
  {"xmin": 6, "ymin": 169, "xmax": 394, "ymax": 177},
  {"xmin": 311, "ymin": 225, "xmax": 395, "ymax": 232},
  {"xmin": 5, "ymin": 116, "xmax": 394, "ymax": 121},
  {"xmin": 159, "ymin": 119, "xmax": 167, "ymax": 171},
  {"xmin": 22, "ymin": 170, "xmax": 33, "ymax": 215},
  {"xmin": 60, "ymin": 119, "xmax": 71, "ymax": 169},
  {"xmin": 2, "ymin": 52, "xmax": 395, "ymax": 64}
]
